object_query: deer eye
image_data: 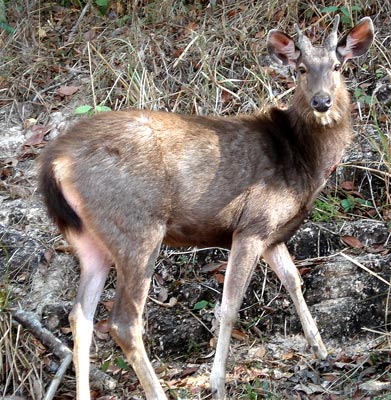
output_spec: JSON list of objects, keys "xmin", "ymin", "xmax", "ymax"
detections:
[
  {"xmin": 334, "ymin": 63, "xmax": 341, "ymax": 71},
  {"xmin": 298, "ymin": 65, "xmax": 307, "ymax": 74}
]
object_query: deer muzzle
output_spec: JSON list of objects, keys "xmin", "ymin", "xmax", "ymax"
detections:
[{"xmin": 310, "ymin": 93, "xmax": 333, "ymax": 113}]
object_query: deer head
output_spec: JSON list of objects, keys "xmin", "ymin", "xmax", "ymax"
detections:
[{"xmin": 267, "ymin": 16, "xmax": 374, "ymax": 125}]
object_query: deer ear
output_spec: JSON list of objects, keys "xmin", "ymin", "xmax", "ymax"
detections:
[
  {"xmin": 336, "ymin": 17, "xmax": 374, "ymax": 63},
  {"xmin": 267, "ymin": 30, "xmax": 300, "ymax": 66}
]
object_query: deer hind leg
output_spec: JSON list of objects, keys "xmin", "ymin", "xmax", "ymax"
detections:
[
  {"xmin": 67, "ymin": 229, "xmax": 112, "ymax": 400},
  {"xmin": 108, "ymin": 226, "xmax": 166, "ymax": 400},
  {"xmin": 210, "ymin": 234, "xmax": 264, "ymax": 400},
  {"xmin": 263, "ymin": 242, "xmax": 327, "ymax": 360}
]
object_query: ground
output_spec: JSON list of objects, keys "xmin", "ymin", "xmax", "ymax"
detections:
[{"xmin": 1, "ymin": 1, "xmax": 391, "ymax": 399}]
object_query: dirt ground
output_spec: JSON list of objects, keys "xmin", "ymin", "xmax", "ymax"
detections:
[{"xmin": 1, "ymin": 1, "xmax": 391, "ymax": 399}]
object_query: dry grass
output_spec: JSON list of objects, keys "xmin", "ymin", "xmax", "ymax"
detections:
[
  {"xmin": 0, "ymin": 313, "xmax": 47, "ymax": 399},
  {"xmin": 1, "ymin": 0, "xmax": 391, "ymax": 399}
]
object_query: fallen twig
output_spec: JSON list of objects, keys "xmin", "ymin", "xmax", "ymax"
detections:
[
  {"xmin": 66, "ymin": 0, "xmax": 91, "ymax": 46},
  {"xmin": 10, "ymin": 309, "xmax": 117, "ymax": 396},
  {"xmin": 11, "ymin": 309, "xmax": 72, "ymax": 359},
  {"xmin": 43, "ymin": 352, "xmax": 73, "ymax": 400}
]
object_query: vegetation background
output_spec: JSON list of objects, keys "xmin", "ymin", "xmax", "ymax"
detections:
[{"xmin": 0, "ymin": 0, "xmax": 390, "ymax": 399}]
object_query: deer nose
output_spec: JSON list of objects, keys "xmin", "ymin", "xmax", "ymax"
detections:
[{"xmin": 311, "ymin": 94, "xmax": 333, "ymax": 112}]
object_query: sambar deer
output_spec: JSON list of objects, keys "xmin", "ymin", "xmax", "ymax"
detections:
[{"xmin": 39, "ymin": 15, "xmax": 373, "ymax": 400}]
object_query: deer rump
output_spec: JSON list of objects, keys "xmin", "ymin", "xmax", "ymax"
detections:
[{"xmin": 38, "ymin": 14, "xmax": 373, "ymax": 400}]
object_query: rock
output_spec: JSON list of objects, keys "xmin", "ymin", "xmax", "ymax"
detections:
[
  {"xmin": 147, "ymin": 305, "xmax": 210, "ymax": 358},
  {"xmin": 288, "ymin": 222, "xmax": 342, "ymax": 260},
  {"xmin": 297, "ymin": 253, "xmax": 390, "ymax": 340},
  {"xmin": 340, "ymin": 219, "xmax": 389, "ymax": 246},
  {"xmin": 0, "ymin": 125, "xmax": 26, "ymax": 158},
  {"xmin": 42, "ymin": 304, "xmax": 70, "ymax": 330},
  {"xmin": 360, "ymin": 380, "xmax": 391, "ymax": 394},
  {"xmin": 237, "ymin": 220, "xmax": 390, "ymax": 346},
  {"xmin": 288, "ymin": 219, "xmax": 389, "ymax": 260},
  {"xmin": 375, "ymin": 78, "xmax": 391, "ymax": 107},
  {"xmin": 0, "ymin": 224, "xmax": 42, "ymax": 278},
  {"xmin": 147, "ymin": 278, "xmax": 219, "ymax": 357}
]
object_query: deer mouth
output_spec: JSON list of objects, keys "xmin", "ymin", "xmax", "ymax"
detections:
[{"xmin": 313, "ymin": 110, "xmax": 333, "ymax": 126}]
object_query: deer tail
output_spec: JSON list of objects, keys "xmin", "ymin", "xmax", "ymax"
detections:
[{"xmin": 39, "ymin": 157, "xmax": 82, "ymax": 233}]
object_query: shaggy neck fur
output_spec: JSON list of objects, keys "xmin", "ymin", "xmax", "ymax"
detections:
[{"xmin": 289, "ymin": 82, "xmax": 352, "ymax": 173}]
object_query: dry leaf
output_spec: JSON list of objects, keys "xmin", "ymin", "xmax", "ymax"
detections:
[
  {"xmin": 180, "ymin": 366, "xmax": 199, "ymax": 378},
  {"xmin": 24, "ymin": 124, "xmax": 50, "ymax": 146},
  {"xmin": 158, "ymin": 287, "xmax": 169, "ymax": 302},
  {"xmin": 367, "ymin": 244, "xmax": 387, "ymax": 254},
  {"xmin": 294, "ymin": 382, "xmax": 325, "ymax": 395},
  {"xmin": 341, "ymin": 235, "xmax": 364, "ymax": 249},
  {"xmin": 340, "ymin": 181, "xmax": 355, "ymax": 191},
  {"xmin": 114, "ymin": 1, "xmax": 125, "ymax": 16},
  {"xmin": 154, "ymin": 273, "xmax": 164, "ymax": 285},
  {"xmin": 184, "ymin": 22, "xmax": 199, "ymax": 35},
  {"xmin": 23, "ymin": 118, "xmax": 37, "ymax": 129},
  {"xmin": 231, "ymin": 328, "xmax": 248, "ymax": 341},
  {"xmin": 255, "ymin": 30, "xmax": 265, "ymax": 39},
  {"xmin": 83, "ymin": 29, "xmax": 96, "ymax": 42},
  {"xmin": 24, "ymin": 132, "xmax": 45, "ymax": 146},
  {"xmin": 31, "ymin": 337, "xmax": 46, "ymax": 353},
  {"xmin": 57, "ymin": 85, "xmax": 81, "ymax": 97},
  {"xmin": 95, "ymin": 319, "xmax": 110, "ymax": 334},
  {"xmin": 383, "ymin": 209, "xmax": 391, "ymax": 222},
  {"xmin": 9, "ymin": 185, "xmax": 32, "ymax": 199},
  {"xmin": 349, "ymin": 190, "xmax": 365, "ymax": 199},
  {"xmin": 172, "ymin": 47, "xmax": 185, "ymax": 59},
  {"xmin": 1, "ymin": 167, "xmax": 13, "ymax": 179},
  {"xmin": 214, "ymin": 273, "xmax": 225, "ymax": 284},
  {"xmin": 43, "ymin": 249, "xmax": 54, "ymax": 263},
  {"xmin": 221, "ymin": 90, "xmax": 232, "ymax": 105},
  {"xmin": 254, "ymin": 346, "xmax": 266, "ymax": 358},
  {"xmin": 322, "ymin": 372, "xmax": 339, "ymax": 382},
  {"xmin": 53, "ymin": 243, "xmax": 73, "ymax": 253},
  {"xmin": 282, "ymin": 351, "xmax": 295, "ymax": 360},
  {"xmin": 299, "ymin": 267, "xmax": 311, "ymax": 276},
  {"xmin": 201, "ymin": 262, "xmax": 225, "ymax": 273},
  {"xmin": 209, "ymin": 336, "xmax": 217, "ymax": 349},
  {"xmin": 228, "ymin": 9, "xmax": 237, "ymax": 18}
]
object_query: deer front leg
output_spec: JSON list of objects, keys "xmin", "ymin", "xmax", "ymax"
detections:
[
  {"xmin": 210, "ymin": 234, "xmax": 263, "ymax": 400},
  {"xmin": 263, "ymin": 243, "xmax": 327, "ymax": 360}
]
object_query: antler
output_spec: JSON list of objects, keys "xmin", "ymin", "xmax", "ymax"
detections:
[
  {"xmin": 324, "ymin": 15, "xmax": 340, "ymax": 50},
  {"xmin": 294, "ymin": 23, "xmax": 313, "ymax": 54}
]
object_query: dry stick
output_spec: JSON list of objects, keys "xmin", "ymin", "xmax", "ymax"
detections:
[
  {"xmin": 32, "ymin": 76, "xmax": 75, "ymax": 102},
  {"xmin": 11, "ymin": 309, "xmax": 72, "ymax": 360},
  {"xmin": 66, "ymin": 1, "xmax": 91, "ymax": 46},
  {"xmin": 11, "ymin": 309, "xmax": 117, "ymax": 396},
  {"xmin": 339, "ymin": 162, "xmax": 391, "ymax": 179},
  {"xmin": 87, "ymin": 41, "xmax": 97, "ymax": 111},
  {"xmin": 31, "ymin": 1, "xmax": 91, "ymax": 102},
  {"xmin": 173, "ymin": 35, "xmax": 199, "ymax": 68},
  {"xmin": 43, "ymin": 353, "xmax": 73, "ymax": 400}
]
